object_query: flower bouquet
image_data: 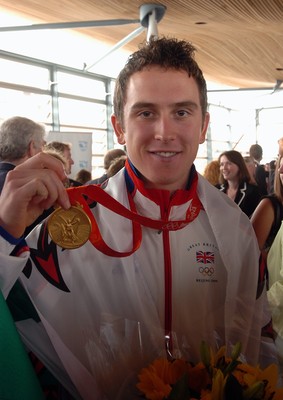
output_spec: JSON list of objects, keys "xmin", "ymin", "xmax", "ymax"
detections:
[{"xmin": 137, "ymin": 341, "xmax": 283, "ymax": 400}]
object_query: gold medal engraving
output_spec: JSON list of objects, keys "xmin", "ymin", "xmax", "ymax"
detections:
[{"xmin": 47, "ymin": 205, "xmax": 91, "ymax": 249}]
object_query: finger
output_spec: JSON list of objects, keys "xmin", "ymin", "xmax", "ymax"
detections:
[
  {"xmin": 0, "ymin": 178, "xmax": 69, "ymax": 238},
  {"xmin": 4, "ymin": 169, "xmax": 70, "ymax": 210},
  {"xmin": 15, "ymin": 152, "xmax": 68, "ymax": 183}
]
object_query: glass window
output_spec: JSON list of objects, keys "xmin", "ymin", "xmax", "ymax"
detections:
[
  {"xmin": 58, "ymin": 97, "xmax": 107, "ymax": 128},
  {"xmin": 0, "ymin": 87, "xmax": 52, "ymax": 124},
  {"xmin": 57, "ymin": 71, "xmax": 107, "ymax": 100},
  {"xmin": 0, "ymin": 59, "xmax": 49, "ymax": 89},
  {"xmin": 258, "ymin": 107, "xmax": 283, "ymax": 125}
]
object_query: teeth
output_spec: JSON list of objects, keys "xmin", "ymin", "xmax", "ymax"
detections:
[{"xmin": 155, "ymin": 152, "xmax": 176, "ymax": 157}]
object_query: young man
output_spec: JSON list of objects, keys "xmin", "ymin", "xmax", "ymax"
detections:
[{"xmin": 0, "ymin": 38, "xmax": 275, "ymax": 399}]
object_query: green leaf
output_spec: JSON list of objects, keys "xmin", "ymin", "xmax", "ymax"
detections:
[{"xmin": 200, "ymin": 340, "xmax": 211, "ymax": 369}]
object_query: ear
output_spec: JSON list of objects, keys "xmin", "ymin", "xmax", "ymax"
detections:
[
  {"xmin": 111, "ymin": 114, "xmax": 126, "ymax": 145},
  {"xmin": 28, "ymin": 140, "xmax": 36, "ymax": 157},
  {"xmin": 199, "ymin": 112, "xmax": 210, "ymax": 144}
]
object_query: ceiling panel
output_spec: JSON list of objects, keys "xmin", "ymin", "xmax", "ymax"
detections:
[{"xmin": 0, "ymin": 0, "xmax": 283, "ymax": 88}]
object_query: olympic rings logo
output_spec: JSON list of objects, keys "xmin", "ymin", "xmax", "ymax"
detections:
[{"xmin": 199, "ymin": 266, "xmax": 214, "ymax": 276}]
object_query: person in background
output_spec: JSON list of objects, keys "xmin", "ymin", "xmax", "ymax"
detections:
[
  {"xmin": 74, "ymin": 168, "xmax": 92, "ymax": 185},
  {"xmin": 44, "ymin": 141, "xmax": 81, "ymax": 187},
  {"xmin": 251, "ymin": 155, "xmax": 283, "ymax": 253},
  {"xmin": 251, "ymin": 155, "xmax": 283, "ymax": 377},
  {"xmin": 88, "ymin": 147, "xmax": 126, "ymax": 184},
  {"xmin": 0, "ymin": 116, "xmax": 46, "ymax": 193},
  {"xmin": 106, "ymin": 154, "xmax": 127, "ymax": 179},
  {"xmin": 243, "ymin": 155, "xmax": 257, "ymax": 185},
  {"xmin": 267, "ymin": 159, "xmax": 276, "ymax": 194},
  {"xmin": 249, "ymin": 143, "xmax": 268, "ymax": 196},
  {"xmin": 0, "ymin": 37, "xmax": 275, "ymax": 399},
  {"xmin": 0, "ymin": 124, "xmax": 72, "ymax": 397},
  {"xmin": 278, "ymin": 137, "xmax": 283, "ymax": 157},
  {"xmin": 43, "ymin": 148, "xmax": 68, "ymax": 169},
  {"xmin": 202, "ymin": 159, "xmax": 220, "ymax": 186},
  {"xmin": 217, "ymin": 150, "xmax": 262, "ymax": 217}
]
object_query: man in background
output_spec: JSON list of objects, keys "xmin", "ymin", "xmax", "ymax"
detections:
[
  {"xmin": 249, "ymin": 143, "xmax": 268, "ymax": 195},
  {"xmin": 0, "ymin": 116, "xmax": 46, "ymax": 193}
]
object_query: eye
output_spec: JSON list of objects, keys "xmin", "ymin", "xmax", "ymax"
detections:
[
  {"xmin": 138, "ymin": 110, "xmax": 153, "ymax": 118},
  {"xmin": 176, "ymin": 110, "xmax": 189, "ymax": 117}
]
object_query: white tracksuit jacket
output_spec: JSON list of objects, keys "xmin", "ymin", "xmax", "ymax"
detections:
[{"xmin": 0, "ymin": 162, "xmax": 273, "ymax": 399}]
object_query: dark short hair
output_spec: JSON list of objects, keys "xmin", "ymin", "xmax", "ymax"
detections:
[
  {"xmin": 104, "ymin": 148, "xmax": 126, "ymax": 170},
  {"xmin": 113, "ymin": 37, "xmax": 207, "ymax": 126},
  {"xmin": 249, "ymin": 144, "xmax": 263, "ymax": 160}
]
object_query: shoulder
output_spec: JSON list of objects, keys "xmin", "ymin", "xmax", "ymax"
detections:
[
  {"xmin": 264, "ymin": 194, "xmax": 283, "ymax": 217},
  {"xmin": 251, "ymin": 196, "xmax": 275, "ymax": 225},
  {"xmin": 89, "ymin": 173, "xmax": 108, "ymax": 185},
  {"xmin": 0, "ymin": 163, "xmax": 15, "ymax": 172},
  {"xmin": 245, "ymin": 182, "xmax": 261, "ymax": 196},
  {"xmin": 68, "ymin": 178, "xmax": 82, "ymax": 187},
  {"xmin": 215, "ymin": 183, "xmax": 225, "ymax": 191},
  {"xmin": 254, "ymin": 164, "xmax": 266, "ymax": 176},
  {"xmin": 254, "ymin": 196, "xmax": 274, "ymax": 212}
]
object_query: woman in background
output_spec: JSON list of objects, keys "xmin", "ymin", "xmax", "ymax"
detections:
[
  {"xmin": 251, "ymin": 155, "xmax": 283, "ymax": 253},
  {"xmin": 203, "ymin": 159, "xmax": 220, "ymax": 186},
  {"xmin": 217, "ymin": 150, "xmax": 262, "ymax": 218},
  {"xmin": 251, "ymin": 154, "xmax": 283, "ymax": 379}
]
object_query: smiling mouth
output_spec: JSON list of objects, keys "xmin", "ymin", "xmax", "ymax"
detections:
[{"xmin": 152, "ymin": 151, "xmax": 178, "ymax": 157}]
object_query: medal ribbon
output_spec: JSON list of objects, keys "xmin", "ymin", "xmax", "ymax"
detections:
[{"xmin": 66, "ymin": 181, "xmax": 202, "ymax": 257}]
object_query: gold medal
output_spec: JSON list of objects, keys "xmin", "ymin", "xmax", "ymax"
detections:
[{"xmin": 47, "ymin": 204, "xmax": 92, "ymax": 249}]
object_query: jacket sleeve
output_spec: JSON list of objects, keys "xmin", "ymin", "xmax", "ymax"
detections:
[{"xmin": 0, "ymin": 235, "xmax": 30, "ymax": 298}]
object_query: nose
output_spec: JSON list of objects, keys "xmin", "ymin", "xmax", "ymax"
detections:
[{"xmin": 154, "ymin": 115, "xmax": 176, "ymax": 142}]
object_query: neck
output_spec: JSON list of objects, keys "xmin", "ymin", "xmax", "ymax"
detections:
[
  {"xmin": 227, "ymin": 179, "xmax": 239, "ymax": 189},
  {"xmin": 3, "ymin": 156, "xmax": 27, "ymax": 166}
]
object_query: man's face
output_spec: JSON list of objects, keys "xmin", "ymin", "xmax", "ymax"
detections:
[
  {"xmin": 63, "ymin": 148, "xmax": 74, "ymax": 175},
  {"xmin": 112, "ymin": 66, "xmax": 209, "ymax": 192}
]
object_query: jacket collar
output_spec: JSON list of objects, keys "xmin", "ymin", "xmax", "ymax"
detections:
[{"xmin": 124, "ymin": 159, "xmax": 198, "ymax": 208}]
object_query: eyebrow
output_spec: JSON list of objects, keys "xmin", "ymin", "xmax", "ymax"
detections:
[{"xmin": 130, "ymin": 101, "xmax": 199, "ymax": 110}]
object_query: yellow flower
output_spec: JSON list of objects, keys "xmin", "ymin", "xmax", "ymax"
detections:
[
  {"xmin": 137, "ymin": 358, "xmax": 189, "ymax": 400},
  {"xmin": 136, "ymin": 342, "xmax": 283, "ymax": 399},
  {"xmin": 250, "ymin": 363, "xmax": 283, "ymax": 400},
  {"xmin": 211, "ymin": 369, "xmax": 226, "ymax": 400},
  {"xmin": 137, "ymin": 366, "xmax": 171, "ymax": 399},
  {"xmin": 233, "ymin": 362, "xmax": 283, "ymax": 400}
]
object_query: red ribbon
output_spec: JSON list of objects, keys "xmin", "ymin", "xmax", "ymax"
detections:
[{"xmin": 66, "ymin": 182, "xmax": 202, "ymax": 257}]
